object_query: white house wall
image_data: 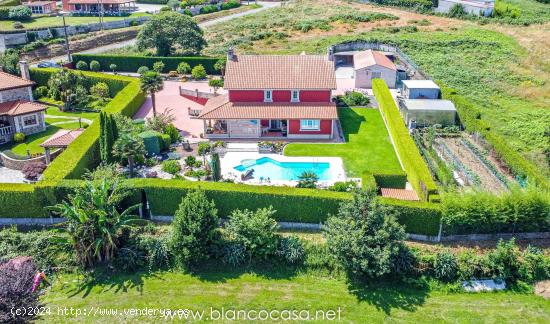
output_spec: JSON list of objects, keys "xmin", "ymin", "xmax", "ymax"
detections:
[{"xmin": 355, "ymin": 65, "xmax": 397, "ymax": 89}]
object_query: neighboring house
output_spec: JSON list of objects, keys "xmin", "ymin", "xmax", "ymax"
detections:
[
  {"xmin": 23, "ymin": 1, "xmax": 58, "ymax": 15},
  {"xmin": 0, "ymin": 62, "xmax": 47, "ymax": 145},
  {"xmin": 61, "ymin": 0, "xmax": 137, "ymax": 14},
  {"xmin": 398, "ymin": 99, "xmax": 457, "ymax": 128},
  {"xmin": 352, "ymin": 50, "xmax": 397, "ymax": 89},
  {"xmin": 401, "ymin": 80, "xmax": 441, "ymax": 99},
  {"xmin": 436, "ymin": 0, "xmax": 495, "ymax": 17},
  {"xmin": 332, "ymin": 49, "xmax": 397, "ymax": 89},
  {"xmin": 198, "ymin": 49, "xmax": 339, "ymax": 140}
]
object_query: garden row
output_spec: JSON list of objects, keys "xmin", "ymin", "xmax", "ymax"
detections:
[
  {"xmin": 71, "ymin": 54, "xmax": 221, "ymax": 75},
  {"xmin": 372, "ymin": 79, "xmax": 439, "ymax": 202}
]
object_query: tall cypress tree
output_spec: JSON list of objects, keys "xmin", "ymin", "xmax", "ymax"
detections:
[
  {"xmin": 211, "ymin": 152, "xmax": 221, "ymax": 181},
  {"xmin": 99, "ymin": 112, "xmax": 118, "ymax": 164},
  {"xmin": 99, "ymin": 112, "xmax": 108, "ymax": 163}
]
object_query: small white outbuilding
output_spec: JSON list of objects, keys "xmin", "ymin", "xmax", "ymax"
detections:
[{"xmin": 399, "ymin": 99, "xmax": 457, "ymax": 128}]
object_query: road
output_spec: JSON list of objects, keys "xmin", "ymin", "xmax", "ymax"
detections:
[{"xmin": 42, "ymin": 2, "xmax": 280, "ymax": 64}]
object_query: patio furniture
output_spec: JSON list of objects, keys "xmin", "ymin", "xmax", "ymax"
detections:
[{"xmin": 241, "ymin": 169, "xmax": 254, "ymax": 181}]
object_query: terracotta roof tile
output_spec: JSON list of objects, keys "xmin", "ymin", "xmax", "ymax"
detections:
[
  {"xmin": 224, "ymin": 55, "xmax": 337, "ymax": 90},
  {"xmin": 0, "ymin": 72, "xmax": 34, "ymax": 91},
  {"xmin": 380, "ymin": 188, "xmax": 419, "ymax": 201},
  {"xmin": 40, "ymin": 128, "xmax": 84, "ymax": 148},
  {"xmin": 0, "ymin": 100, "xmax": 47, "ymax": 116},
  {"xmin": 354, "ymin": 50, "xmax": 396, "ymax": 71},
  {"xmin": 198, "ymin": 95, "xmax": 338, "ymax": 120}
]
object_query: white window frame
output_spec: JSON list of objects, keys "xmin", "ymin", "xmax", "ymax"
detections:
[
  {"xmin": 21, "ymin": 114, "xmax": 39, "ymax": 128},
  {"xmin": 264, "ymin": 90, "xmax": 273, "ymax": 102},
  {"xmin": 300, "ymin": 119, "xmax": 320, "ymax": 131},
  {"xmin": 291, "ymin": 89, "xmax": 300, "ymax": 102}
]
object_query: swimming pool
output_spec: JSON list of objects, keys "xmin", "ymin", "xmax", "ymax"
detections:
[{"xmin": 234, "ymin": 157, "xmax": 333, "ymax": 181}]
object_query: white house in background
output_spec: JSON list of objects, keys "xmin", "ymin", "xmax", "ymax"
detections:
[
  {"xmin": 353, "ymin": 50, "xmax": 397, "ymax": 89},
  {"xmin": 401, "ymin": 80, "xmax": 441, "ymax": 99},
  {"xmin": 436, "ymin": 0, "xmax": 495, "ymax": 17},
  {"xmin": 0, "ymin": 61, "xmax": 47, "ymax": 145}
]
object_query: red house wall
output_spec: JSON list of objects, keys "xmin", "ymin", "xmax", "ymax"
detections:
[
  {"xmin": 228, "ymin": 90, "xmax": 264, "ymax": 102},
  {"xmin": 273, "ymin": 90, "xmax": 291, "ymax": 102},
  {"xmin": 300, "ymin": 91, "xmax": 331, "ymax": 102},
  {"xmin": 288, "ymin": 120, "xmax": 333, "ymax": 135}
]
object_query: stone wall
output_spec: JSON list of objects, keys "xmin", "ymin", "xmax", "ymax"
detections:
[
  {"xmin": 0, "ymin": 16, "xmax": 149, "ymax": 51},
  {"xmin": 0, "ymin": 87, "xmax": 32, "ymax": 102},
  {"xmin": 0, "ymin": 148, "xmax": 62, "ymax": 170},
  {"xmin": 13, "ymin": 111, "xmax": 46, "ymax": 135}
]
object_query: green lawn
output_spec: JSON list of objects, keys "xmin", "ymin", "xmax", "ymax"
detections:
[
  {"xmin": 40, "ymin": 270, "xmax": 550, "ymax": 323},
  {"xmin": 45, "ymin": 106, "xmax": 99, "ymax": 121},
  {"xmin": 0, "ymin": 13, "xmax": 150, "ymax": 31},
  {"xmin": 284, "ymin": 108, "xmax": 402, "ymax": 177}
]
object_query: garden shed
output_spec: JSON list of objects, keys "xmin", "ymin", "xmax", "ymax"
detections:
[
  {"xmin": 398, "ymin": 99, "xmax": 457, "ymax": 128},
  {"xmin": 401, "ymin": 80, "xmax": 441, "ymax": 99}
]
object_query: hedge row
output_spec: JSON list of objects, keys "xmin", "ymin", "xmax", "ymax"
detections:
[
  {"xmin": 127, "ymin": 178, "xmax": 350, "ymax": 223},
  {"xmin": 71, "ymin": 54, "xmax": 221, "ymax": 75},
  {"xmin": 441, "ymin": 85, "xmax": 549, "ymax": 190},
  {"xmin": 373, "ymin": 79, "xmax": 438, "ymax": 200},
  {"xmin": 373, "ymin": 172, "xmax": 407, "ymax": 189},
  {"xmin": 379, "ymin": 197, "xmax": 441, "ymax": 236},
  {"xmin": 441, "ymin": 189, "xmax": 550, "ymax": 235},
  {"xmin": 0, "ymin": 184, "xmax": 47, "ymax": 218},
  {"xmin": 31, "ymin": 69, "xmax": 145, "ymax": 182}
]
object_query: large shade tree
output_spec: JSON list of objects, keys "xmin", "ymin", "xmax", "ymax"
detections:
[
  {"xmin": 136, "ymin": 11, "xmax": 206, "ymax": 56},
  {"xmin": 140, "ymin": 71, "xmax": 164, "ymax": 117}
]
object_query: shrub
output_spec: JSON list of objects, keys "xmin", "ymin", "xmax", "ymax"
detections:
[
  {"xmin": 208, "ymin": 78, "xmax": 224, "ymax": 92},
  {"xmin": 165, "ymin": 123, "xmax": 181, "ymax": 143},
  {"xmin": 324, "ymin": 190, "xmax": 407, "ymax": 278},
  {"xmin": 373, "ymin": 79, "xmax": 437, "ymax": 200},
  {"xmin": 160, "ymin": 133, "xmax": 171, "ymax": 150},
  {"xmin": 433, "ymin": 250, "xmax": 459, "ymax": 282},
  {"xmin": 8, "ymin": 6, "xmax": 31, "ymax": 21},
  {"xmin": 109, "ymin": 64, "xmax": 117, "ymax": 72},
  {"xmin": 519, "ymin": 246, "xmax": 550, "ymax": 283},
  {"xmin": 337, "ymin": 91, "xmax": 370, "ymax": 106},
  {"xmin": 221, "ymin": 0, "xmax": 240, "ymax": 10},
  {"xmin": 225, "ymin": 207, "xmax": 280, "ymax": 260},
  {"xmin": 328, "ymin": 181, "xmax": 358, "ymax": 192},
  {"xmin": 13, "ymin": 132, "xmax": 25, "ymax": 143},
  {"xmin": 34, "ymin": 86, "xmax": 48, "ymax": 98},
  {"xmin": 191, "ymin": 64, "xmax": 207, "ymax": 80},
  {"xmin": 296, "ymin": 171, "xmax": 319, "ymax": 188},
  {"xmin": 161, "ymin": 160, "xmax": 181, "ymax": 175},
  {"xmin": 222, "ymin": 241, "xmax": 247, "ymax": 266},
  {"xmin": 76, "ymin": 60, "xmax": 88, "ymax": 71},
  {"xmin": 177, "ymin": 61, "xmax": 191, "ymax": 74},
  {"xmin": 486, "ymin": 239, "xmax": 522, "ymax": 282},
  {"xmin": 22, "ymin": 161, "xmax": 46, "ymax": 181},
  {"xmin": 137, "ymin": 66, "xmax": 149, "ymax": 74},
  {"xmin": 153, "ymin": 61, "xmax": 165, "ymax": 73},
  {"xmin": 167, "ymin": 70, "xmax": 178, "ymax": 78},
  {"xmin": 276, "ymin": 236, "xmax": 305, "ymax": 265},
  {"xmin": 185, "ymin": 155, "xmax": 196, "ymax": 167},
  {"xmin": 171, "ymin": 190, "xmax": 219, "ymax": 267},
  {"xmin": 0, "ymin": 258, "xmax": 41, "ymax": 323},
  {"xmin": 89, "ymin": 60, "xmax": 101, "ymax": 71},
  {"xmin": 200, "ymin": 4, "xmax": 218, "ymax": 14},
  {"xmin": 139, "ymin": 130, "xmax": 162, "ymax": 155},
  {"xmin": 90, "ymin": 82, "xmax": 110, "ymax": 98}
]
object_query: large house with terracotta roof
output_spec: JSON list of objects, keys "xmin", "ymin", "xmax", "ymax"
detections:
[
  {"xmin": 198, "ymin": 50, "xmax": 339, "ymax": 140},
  {"xmin": 61, "ymin": 0, "xmax": 137, "ymax": 14},
  {"xmin": 0, "ymin": 62, "xmax": 47, "ymax": 145}
]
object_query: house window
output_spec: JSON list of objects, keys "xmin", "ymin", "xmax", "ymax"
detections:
[
  {"xmin": 22, "ymin": 114, "xmax": 38, "ymax": 128},
  {"xmin": 291, "ymin": 90, "xmax": 300, "ymax": 102},
  {"xmin": 300, "ymin": 120, "xmax": 320, "ymax": 131},
  {"xmin": 264, "ymin": 90, "xmax": 273, "ymax": 102},
  {"xmin": 371, "ymin": 71, "xmax": 382, "ymax": 79}
]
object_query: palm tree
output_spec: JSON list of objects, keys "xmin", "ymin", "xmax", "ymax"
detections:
[
  {"xmin": 140, "ymin": 71, "xmax": 164, "ymax": 117},
  {"xmin": 113, "ymin": 133, "xmax": 145, "ymax": 177},
  {"xmin": 49, "ymin": 178, "xmax": 142, "ymax": 268}
]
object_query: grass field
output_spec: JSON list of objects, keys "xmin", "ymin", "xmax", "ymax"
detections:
[
  {"xmin": 40, "ymin": 270, "xmax": 550, "ymax": 323},
  {"xmin": 285, "ymin": 108, "xmax": 402, "ymax": 177},
  {"xmin": 0, "ymin": 13, "xmax": 150, "ymax": 31}
]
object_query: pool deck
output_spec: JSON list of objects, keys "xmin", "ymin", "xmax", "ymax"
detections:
[{"xmin": 220, "ymin": 152, "xmax": 347, "ymax": 187}]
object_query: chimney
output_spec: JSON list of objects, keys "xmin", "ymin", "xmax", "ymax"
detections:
[
  {"xmin": 19, "ymin": 61, "xmax": 30, "ymax": 80},
  {"xmin": 327, "ymin": 47, "xmax": 334, "ymax": 62},
  {"xmin": 227, "ymin": 47, "xmax": 236, "ymax": 62}
]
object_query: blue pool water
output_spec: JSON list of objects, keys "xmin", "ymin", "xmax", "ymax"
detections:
[{"xmin": 234, "ymin": 157, "xmax": 333, "ymax": 181}]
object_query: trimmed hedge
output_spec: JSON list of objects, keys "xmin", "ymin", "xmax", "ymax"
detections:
[
  {"xmin": 441, "ymin": 85, "xmax": 549, "ymax": 190},
  {"xmin": 373, "ymin": 79, "xmax": 438, "ymax": 200},
  {"xmin": 372, "ymin": 171, "xmax": 407, "ymax": 189},
  {"xmin": 379, "ymin": 197, "xmax": 441, "ymax": 236},
  {"xmin": 32, "ymin": 69, "xmax": 145, "ymax": 182},
  {"xmin": 71, "ymin": 54, "xmax": 221, "ymax": 75},
  {"xmin": 0, "ymin": 184, "xmax": 46, "ymax": 218},
  {"xmin": 127, "ymin": 178, "xmax": 350, "ymax": 223}
]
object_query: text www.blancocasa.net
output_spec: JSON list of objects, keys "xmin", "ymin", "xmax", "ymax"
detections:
[{"xmin": 15, "ymin": 306, "xmax": 343, "ymax": 321}]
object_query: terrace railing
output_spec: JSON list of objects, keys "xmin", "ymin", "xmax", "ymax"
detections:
[{"xmin": 0, "ymin": 125, "xmax": 13, "ymax": 137}]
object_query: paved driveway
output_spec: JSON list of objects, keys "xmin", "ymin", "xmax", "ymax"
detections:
[
  {"xmin": 133, "ymin": 80, "xmax": 227, "ymax": 139},
  {"xmin": 0, "ymin": 167, "xmax": 25, "ymax": 183}
]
